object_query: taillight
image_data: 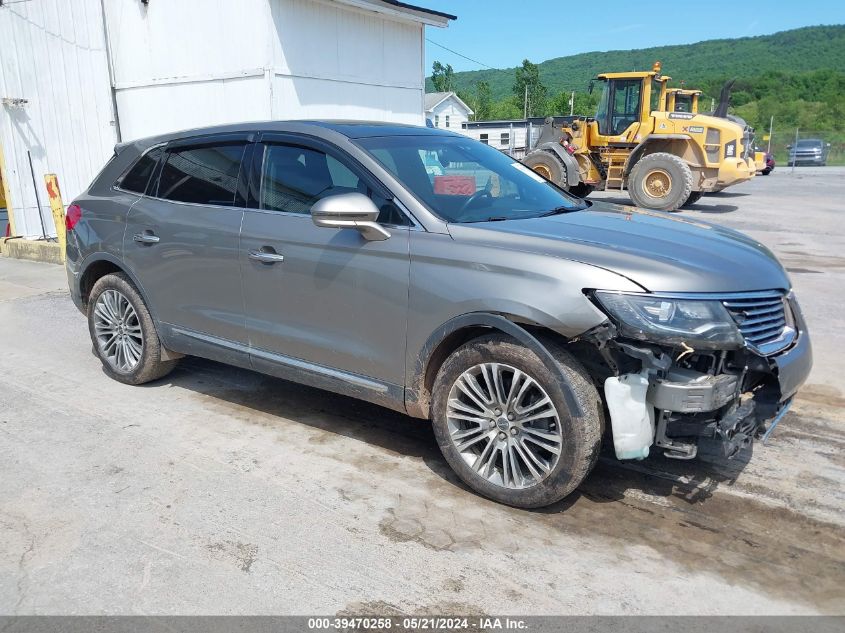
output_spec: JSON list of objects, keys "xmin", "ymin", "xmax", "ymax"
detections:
[{"xmin": 66, "ymin": 204, "xmax": 82, "ymax": 230}]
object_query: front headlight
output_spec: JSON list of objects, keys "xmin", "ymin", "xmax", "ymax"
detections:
[{"xmin": 593, "ymin": 291, "xmax": 744, "ymax": 349}]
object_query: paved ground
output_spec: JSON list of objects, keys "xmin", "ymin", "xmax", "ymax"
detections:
[{"xmin": 0, "ymin": 167, "xmax": 843, "ymax": 616}]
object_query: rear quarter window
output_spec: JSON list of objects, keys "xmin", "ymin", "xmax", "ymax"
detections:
[{"xmin": 117, "ymin": 147, "xmax": 162, "ymax": 194}]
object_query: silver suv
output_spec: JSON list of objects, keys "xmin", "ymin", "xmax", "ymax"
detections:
[{"xmin": 66, "ymin": 121, "xmax": 812, "ymax": 508}]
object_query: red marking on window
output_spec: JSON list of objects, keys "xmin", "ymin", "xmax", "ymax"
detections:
[{"xmin": 433, "ymin": 175, "xmax": 476, "ymax": 196}]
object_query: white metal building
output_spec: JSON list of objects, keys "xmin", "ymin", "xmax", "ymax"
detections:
[
  {"xmin": 460, "ymin": 117, "xmax": 573, "ymax": 159},
  {"xmin": 424, "ymin": 92, "xmax": 473, "ymax": 130},
  {"xmin": 0, "ymin": 0, "xmax": 454, "ymax": 238}
]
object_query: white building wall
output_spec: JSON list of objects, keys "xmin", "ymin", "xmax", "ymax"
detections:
[
  {"xmin": 104, "ymin": 0, "xmax": 273, "ymax": 140},
  {"xmin": 0, "ymin": 0, "xmax": 432, "ymax": 237},
  {"xmin": 458, "ymin": 123, "xmax": 537, "ymax": 158},
  {"xmin": 430, "ymin": 97, "xmax": 469, "ymax": 130},
  {"xmin": 269, "ymin": 0, "xmax": 424, "ymax": 123},
  {"xmin": 0, "ymin": 0, "xmax": 116, "ymax": 238}
]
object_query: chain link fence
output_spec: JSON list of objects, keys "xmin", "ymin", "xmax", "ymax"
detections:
[{"xmin": 758, "ymin": 128, "xmax": 843, "ymax": 167}]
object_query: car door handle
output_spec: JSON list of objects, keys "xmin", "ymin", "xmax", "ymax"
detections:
[
  {"xmin": 248, "ymin": 249, "xmax": 285, "ymax": 264},
  {"xmin": 133, "ymin": 232, "xmax": 160, "ymax": 244}
]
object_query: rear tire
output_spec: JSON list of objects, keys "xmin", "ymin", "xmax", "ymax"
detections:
[
  {"xmin": 628, "ymin": 152, "xmax": 693, "ymax": 212},
  {"xmin": 761, "ymin": 169, "xmax": 771, "ymax": 176},
  {"xmin": 430, "ymin": 334, "xmax": 603, "ymax": 508},
  {"xmin": 88, "ymin": 273, "xmax": 178, "ymax": 385},
  {"xmin": 523, "ymin": 151, "xmax": 567, "ymax": 188}
]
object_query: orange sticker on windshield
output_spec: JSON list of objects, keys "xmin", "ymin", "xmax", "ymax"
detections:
[{"xmin": 434, "ymin": 175, "xmax": 476, "ymax": 196}]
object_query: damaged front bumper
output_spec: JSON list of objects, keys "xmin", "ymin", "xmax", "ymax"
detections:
[{"xmin": 595, "ymin": 294, "xmax": 812, "ymax": 461}]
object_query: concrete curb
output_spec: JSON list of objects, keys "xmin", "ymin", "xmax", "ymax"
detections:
[{"xmin": 0, "ymin": 238, "xmax": 63, "ymax": 265}]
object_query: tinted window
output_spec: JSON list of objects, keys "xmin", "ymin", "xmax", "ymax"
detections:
[
  {"xmin": 119, "ymin": 147, "xmax": 162, "ymax": 194},
  {"xmin": 260, "ymin": 144, "xmax": 408, "ymax": 225},
  {"xmin": 157, "ymin": 143, "xmax": 246, "ymax": 206},
  {"xmin": 356, "ymin": 135, "xmax": 584, "ymax": 223}
]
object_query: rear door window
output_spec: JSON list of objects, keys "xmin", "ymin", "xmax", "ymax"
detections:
[{"xmin": 156, "ymin": 143, "xmax": 247, "ymax": 207}]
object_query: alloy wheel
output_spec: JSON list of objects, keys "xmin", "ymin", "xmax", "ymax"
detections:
[
  {"xmin": 93, "ymin": 289, "xmax": 144, "ymax": 373},
  {"xmin": 446, "ymin": 363, "xmax": 563, "ymax": 489}
]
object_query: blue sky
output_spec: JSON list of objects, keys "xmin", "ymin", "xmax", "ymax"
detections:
[{"xmin": 422, "ymin": 0, "xmax": 845, "ymax": 72}]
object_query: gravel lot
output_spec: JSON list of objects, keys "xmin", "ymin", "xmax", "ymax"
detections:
[{"xmin": 1, "ymin": 167, "xmax": 843, "ymax": 615}]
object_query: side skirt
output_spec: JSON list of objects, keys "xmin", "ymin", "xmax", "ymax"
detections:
[{"xmin": 162, "ymin": 324, "xmax": 407, "ymax": 414}]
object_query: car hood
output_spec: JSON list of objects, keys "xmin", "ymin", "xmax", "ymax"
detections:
[{"xmin": 447, "ymin": 203, "xmax": 791, "ymax": 294}]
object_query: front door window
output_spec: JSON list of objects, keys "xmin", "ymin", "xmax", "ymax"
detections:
[{"xmin": 610, "ymin": 79, "xmax": 641, "ymax": 136}]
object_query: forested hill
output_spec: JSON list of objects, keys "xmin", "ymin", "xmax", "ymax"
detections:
[{"xmin": 427, "ymin": 25, "xmax": 845, "ymax": 100}]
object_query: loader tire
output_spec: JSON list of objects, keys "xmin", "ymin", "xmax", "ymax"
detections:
[
  {"xmin": 569, "ymin": 183, "xmax": 594, "ymax": 198},
  {"xmin": 682, "ymin": 191, "xmax": 702, "ymax": 207},
  {"xmin": 628, "ymin": 152, "xmax": 693, "ymax": 212},
  {"xmin": 523, "ymin": 151, "xmax": 567, "ymax": 188}
]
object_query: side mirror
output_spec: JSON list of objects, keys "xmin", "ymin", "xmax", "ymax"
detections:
[
  {"xmin": 827, "ymin": 142, "xmax": 832, "ymax": 147},
  {"xmin": 311, "ymin": 192, "xmax": 390, "ymax": 241},
  {"xmin": 786, "ymin": 144, "xmax": 792, "ymax": 149}
]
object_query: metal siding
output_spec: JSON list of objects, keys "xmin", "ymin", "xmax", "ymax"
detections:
[
  {"xmin": 0, "ymin": 0, "xmax": 429, "ymax": 237},
  {"xmin": 270, "ymin": 0, "xmax": 423, "ymax": 123},
  {"xmin": 116, "ymin": 76, "xmax": 270, "ymax": 141},
  {"xmin": 0, "ymin": 0, "xmax": 115, "ymax": 238}
]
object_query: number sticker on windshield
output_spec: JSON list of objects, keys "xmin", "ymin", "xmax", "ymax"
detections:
[{"xmin": 512, "ymin": 162, "xmax": 547, "ymax": 183}]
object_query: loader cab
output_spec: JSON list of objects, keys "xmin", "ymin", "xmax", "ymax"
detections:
[
  {"xmin": 667, "ymin": 89, "xmax": 701, "ymax": 114},
  {"xmin": 593, "ymin": 70, "xmax": 667, "ymax": 140}
]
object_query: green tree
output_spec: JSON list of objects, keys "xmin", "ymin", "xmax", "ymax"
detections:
[
  {"xmin": 431, "ymin": 61, "xmax": 455, "ymax": 92},
  {"xmin": 513, "ymin": 59, "xmax": 547, "ymax": 117},
  {"xmin": 475, "ymin": 81, "xmax": 492, "ymax": 120}
]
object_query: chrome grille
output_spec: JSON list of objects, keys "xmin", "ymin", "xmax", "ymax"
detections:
[{"xmin": 722, "ymin": 291, "xmax": 793, "ymax": 354}]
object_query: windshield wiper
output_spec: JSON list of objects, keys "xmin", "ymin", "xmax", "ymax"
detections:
[
  {"xmin": 540, "ymin": 205, "xmax": 581, "ymax": 217},
  {"xmin": 464, "ymin": 216, "xmax": 510, "ymax": 223}
]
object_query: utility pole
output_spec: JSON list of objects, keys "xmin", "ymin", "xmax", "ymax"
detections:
[
  {"xmin": 569, "ymin": 91, "xmax": 575, "ymax": 116},
  {"xmin": 792, "ymin": 127, "xmax": 799, "ymax": 174},
  {"xmin": 767, "ymin": 115, "xmax": 774, "ymax": 154}
]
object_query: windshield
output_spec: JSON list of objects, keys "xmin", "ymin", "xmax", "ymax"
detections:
[
  {"xmin": 355, "ymin": 135, "xmax": 584, "ymax": 223},
  {"xmin": 796, "ymin": 140, "xmax": 821, "ymax": 148}
]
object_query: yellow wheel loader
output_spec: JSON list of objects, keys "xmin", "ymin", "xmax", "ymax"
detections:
[
  {"xmin": 522, "ymin": 63, "xmax": 756, "ymax": 211},
  {"xmin": 667, "ymin": 86, "xmax": 768, "ymax": 178}
]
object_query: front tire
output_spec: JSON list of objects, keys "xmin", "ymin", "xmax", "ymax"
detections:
[
  {"xmin": 88, "ymin": 273, "xmax": 178, "ymax": 385},
  {"xmin": 682, "ymin": 191, "xmax": 702, "ymax": 207},
  {"xmin": 569, "ymin": 182, "xmax": 594, "ymax": 198},
  {"xmin": 628, "ymin": 152, "xmax": 693, "ymax": 212},
  {"xmin": 431, "ymin": 335, "xmax": 603, "ymax": 508},
  {"xmin": 522, "ymin": 151, "xmax": 567, "ymax": 188}
]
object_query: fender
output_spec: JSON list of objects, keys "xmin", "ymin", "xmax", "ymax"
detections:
[
  {"xmin": 624, "ymin": 134, "xmax": 693, "ymax": 175},
  {"xmin": 77, "ymin": 252, "xmax": 155, "ymax": 313},
  {"xmin": 405, "ymin": 312, "xmax": 585, "ymax": 420},
  {"xmin": 76, "ymin": 252, "xmax": 184, "ymax": 361},
  {"xmin": 532, "ymin": 142, "xmax": 582, "ymax": 186}
]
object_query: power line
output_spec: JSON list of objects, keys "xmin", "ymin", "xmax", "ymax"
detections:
[{"xmin": 425, "ymin": 38, "xmax": 497, "ymax": 70}]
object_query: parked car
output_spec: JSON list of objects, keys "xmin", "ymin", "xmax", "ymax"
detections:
[
  {"xmin": 787, "ymin": 138, "xmax": 830, "ymax": 166},
  {"xmin": 65, "ymin": 121, "xmax": 812, "ymax": 508}
]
